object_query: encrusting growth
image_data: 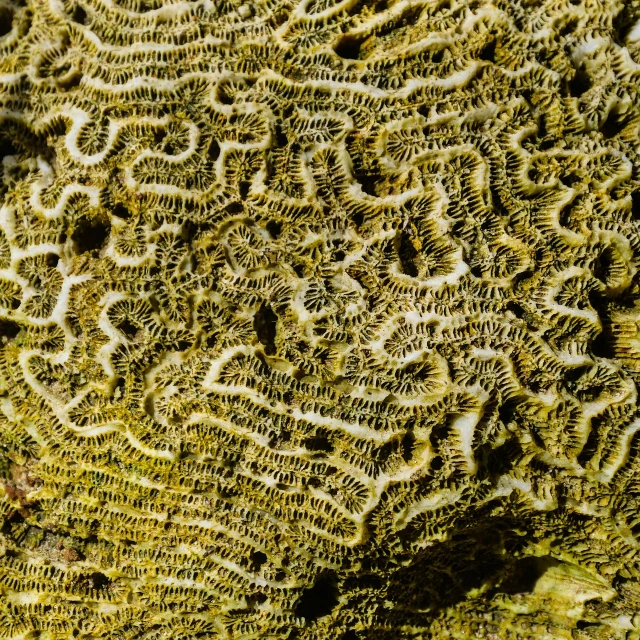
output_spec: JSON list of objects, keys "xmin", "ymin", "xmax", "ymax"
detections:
[{"xmin": 1, "ymin": 0, "xmax": 640, "ymax": 638}]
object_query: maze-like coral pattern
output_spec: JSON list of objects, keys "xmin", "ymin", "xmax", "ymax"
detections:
[{"xmin": 1, "ymin": 0, "xmax": 640, "ymax": 638}]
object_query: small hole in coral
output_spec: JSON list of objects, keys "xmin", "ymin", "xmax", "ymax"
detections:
[
  {"xmin": 591, "ymin": 329, "xmax": 614, "ymax": 359},
  {"xmin": 112, "ymin": 203, "xmax": 131, "ymax": 220},
  {"xmin": 254, "ymin": 302, "xmax": 277, "ymax": 355},
  {"xmin": 430, "ymin": 455, "xmax": 444, "ymax": 470},
  {"xmin": 592, "ymin": 246, "xmax": 616, "ymax": 285},
  {"xmin": 275, "ymin": 126, "xmax": 288, "ymax": 147},
  {"xmin": 251, "ymin": 551, "xmax": 267, "ymax": 570},
  {"xmin": 295, "ymin": 575, "xmax": 339, "ymax": 622},
  {"xmin": 225, "ymin": 202, "xmax": 243, "ymax": 214},
  {"xmin": 0, "ymin": 137, "xmax": 16, "ymax": 158},
  {"xmin": 72, "ymin": 216, "xmax": 110, "ymax": 254},
  {"xmin": 632, "ymin": 191, "xmax": 640, "ymax": 220},
  {"xmin": 430, "ymin": 425, "xmax": 449, "ymax": 447},
  {"xmin": 576, "ymin": 620, "xmax": 599, "ymax": 630},
  {"xmin": 334, "ymin": 34, "xmax": 363, "ymax": 60},
  {"xmin": 352, "ymin": 211, "xmax": 364, "ymax": 227},
  {"xmin": 304, "ymin": 435, "xmax": 334, "ymax": 453},
  {"xmin": 478, "ymin": 39, "xmax": 496, "ymax": 63},
  {"xmin": 357, "ymin": 174, "xmax": 380, "ymax": 196},
  {"xmin": 397, "ymin": 230, "xmax": 419, "ymax": 277},
  {"xmin": 559, "ymin": 17, "xmax": 578, "ymax": 37},
  {"xmin": 401, "ymin": 430, "xmax": 415, "ymax": 463},
  {"xmin": 117, "ymin": 319, "xmax": 138, "ymax": 339},
  {"xmin": 342, "ymin": 632, "xmax": 359, "ymax": 640},
  {"xmin": 266, "ymin": 220, "xmax": 281, "ymax": 239},
  {"xmin": 45, "ymin": 253, "xmax": 59, "ymax": 268},
  {"xmin": 216, "ymin": 83, "xmax": 235, "ymax": 105},
  {"xmin": 484, "ymin": 440, "xmax": 522, "ymax": 476},
  {"xmin": 600, "ymin": 108, "xmax": 626, "ymax": 139},
  {"xmin": 208, "ymin": 139, "xmax": 220, "ymax": 161},
  {"xmin": 0, "ymin": 7, "xmax": 14, "ymax": 37},
  {"xmin": 89, "ymin": 572, "xmax": 111, "ymax": 589},
  {"xmin": 506, "ymin": 301, "xmax": 526, "ymax": 319},
  {"xmin": 71, "ymin": 4, "xmax": 87, "ymax": 24},
  {"xmin": 0, "ymin": 318, "xmax": 20, "ymax": 344},
  {"xmin": 568, "ymin": 68, "xmax": 590, "ymax": 98}
]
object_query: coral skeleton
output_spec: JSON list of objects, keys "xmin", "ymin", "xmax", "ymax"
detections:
[{"xmin": 1, "ymin": 0, "xmax": 640, "ymax": 637}]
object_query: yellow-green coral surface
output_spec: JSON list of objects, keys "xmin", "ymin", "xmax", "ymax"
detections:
[{"xmin": 1, "ymin": 0, "xmax": 640, "ymax": 638}]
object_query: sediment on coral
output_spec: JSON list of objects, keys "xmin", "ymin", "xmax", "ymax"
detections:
[{"xmin": 1, "ymin": 0, "xmax": 640, "ymax": 638}]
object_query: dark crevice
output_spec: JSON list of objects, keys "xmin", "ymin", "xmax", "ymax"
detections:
[
  {"xmin": 612, "ymin": 5, "xmax": 635, "ymax": 45},
  {"xmin": 478, "ymin": 439, "xmax": 523, "ymax": 477},
  {"xmin": 71, "ymin": 216, "xmax": 110, "ymax": 255},
  {"xmin": 88, "ymin": 572, "xmax": 111, "ymax": 590},
  {"xmin": 254, "ymin": 302, "xmax": 277, "ymax": 355},
  {"xmin": 578, "ymin": 414, "xmax": 604, "ymax": 467},
  {"xmin": 250, "ymin": 551, "xmax": 267, "ymax": 571},
  {"xmin": 589, "ymin": 294, "xmax": 614, "ymax": 359},
  {"xmin": 431, "ymin": 48, "xmax": 445, "ymax": 63},
  {"xmin": 0, "ymin": 318, "xmax": 21, "ymax": 344},
  {"xmin": 600, "ymin": 108, "xmax": 627, "ymax": 139},
  {"xmin": 357, "ymin": 174, "xmax": 381, "ymax": 196},
  {"xmin": 499, "ymin": 556, "xmax": 561, "ymax": 595},
  {"xmin": 478, "ymin": 39, "xmax": 496, "ymax": 63},
  {"xmin": 117, "ymin": 319, "xmax": 138, "ymax": 339},
  {"xmin": 576, "ymin": 620, "xmax": 600, "ymax": 630},
  {"xmin": 506, "ymin": 301, "xmax": 526, "ymax": 320},
  {"xmin": 0, "ymin": 509, "xmax": 25, "ymax": 534},
  {"xmin": 112, "ymin": 203, "xmax": 131, "ymax": 220},
  {"xmin": 559, "ymin": 17, "xmax": 578, "ymax": 37},
  {"xmin": 352, "ymin": 211, "xmax": 364, "ymax": 227},
  {"xmin": 294, "ymin": 574, "xmax": 339, "ymax": 622},
  {"xmin": 266, "ymin": 220, "xmax": 281, "ymax": 239},
  {"xmin": 568, "ymin": 67, "xmax": 590, "ymax": 98},
  {"xmin": 401, "ymin": 429, "xmax": 415, "ymax": 463},
  {"xmin": 225, "ymin": 201, "xmax": 243, "ymax": 214},
  {"xmin": 631, "ymin": 191, "xmax": 640, "ymax": 220},
  {"xmin": 71, "ymin": 4, "xmax": 87, "ymax": 24},
  {"xmin": 592, "ymin": 246, "xmax": 615, "ymax": 285},
  {"xmin": 45, "ymin": 253, "xmax": 59, "ymax": 268},
  {"xmin": 333, "ymin": 33, "xmax": 365, "ymax": 60},
  {"xmin": 304, "ymin": 434, "xmax": 334, "ymax": 453},
  {"xmin": 0, "ymin": 7, "xmax": 14, "ymax": 37},
  {"xmin": 208, "ymin": 139, "xmax": 220, "ymax": 161},
  {"xmin": 498, "ymin": 398, "xmax": 522, "ymax": 428},
  {"xmin": 0, "ymin": 136, "xmax": 17, "ymax": 158},
  {"xmin": 397, "ymin": 230, "xmax": 419, "ymax": 277},
  {"xmin": 429, "ymin": 424, "xmax": 450, "ymax": 448}
]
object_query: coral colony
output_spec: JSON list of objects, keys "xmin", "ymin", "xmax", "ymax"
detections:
[{"xmin": 1, "ymin": 0, "xmax": 640, "ymax": 638}]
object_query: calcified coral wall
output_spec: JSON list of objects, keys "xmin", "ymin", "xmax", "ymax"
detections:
[{"xmin": 1, "ymin": 0, "xmax": 640, "ymax": 638}]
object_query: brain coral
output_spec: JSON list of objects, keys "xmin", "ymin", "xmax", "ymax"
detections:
[{"xmin": 1, "ymin": 0, "xmax": 640, "ymax": 638}]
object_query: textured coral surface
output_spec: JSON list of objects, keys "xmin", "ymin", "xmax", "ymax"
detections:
[{"xmin": 1, "ymin": 0, "xmax": 640, "ymax": 638}]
